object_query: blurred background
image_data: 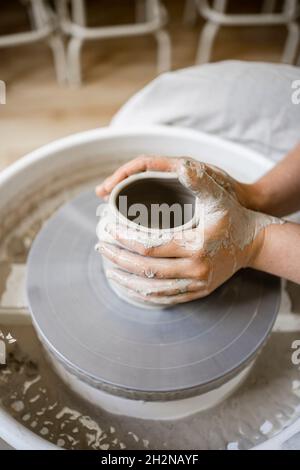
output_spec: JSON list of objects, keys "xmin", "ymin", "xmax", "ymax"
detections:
[{"xmin": 0, "ymin": 0, "xmax": 299, "ymax": 170}]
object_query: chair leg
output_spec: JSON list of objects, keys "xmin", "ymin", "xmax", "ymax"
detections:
[
  {"xmin": 55, "ymin": 0, "xmax": 68, "ymax": 21},
  {"xmin": 30, "ymin": 0, "xmax": 67, "ymax": 84},
  {"xmin": 261, "ymin": 0, "xmax": 277, "ymax": 13},
  {"xmin": 195, "ymin": 0, "xmax": 227, "ymax": 64},
  {"xmin": 154, "ymin": 29, "xmax": 172, "ymax": 74},
  {"xmin": 196, "ymin": 20, "xmax": 220, "ymax": 64},
  {"xmin": 71, "ymin": 0, "xmax": 86, "ymax": 26},
  {"xmin": 48, "ymin": 34, "xmax": 67, "ymax": 84},
  {"xmin": 282, "ymin": 21, "xmax": 300, "ymax": 64},
  {"xmin": 29, "ymin": 0, "xmax": 45, "ymax": 29},
  {"xmin": 67, "ymin": 36, "xmax": 84, "ymax": 86},
  {"xmin": 183, "ymin": 0, "xmax": 198, "ymax": 26}
]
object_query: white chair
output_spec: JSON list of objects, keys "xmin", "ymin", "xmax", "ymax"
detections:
[
  {"xmin": 184, "ymin": 0, "xmax": 300, "ymax": 65},
  {"xmin": 0, "ymin": 0, "xmax": 67, "ymax": 83},
  {"xmin": 57, "ymin": 0, "xmax": 172, "ymax": 86}
]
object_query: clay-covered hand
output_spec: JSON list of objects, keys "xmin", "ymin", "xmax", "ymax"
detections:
[{"xmin": 96, "ymin": 156, "xmax": 283, "ymax": 305}]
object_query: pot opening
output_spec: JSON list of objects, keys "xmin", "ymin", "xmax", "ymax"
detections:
[{"xmin": 116, "ymin": 177, "xmax": 195, "ymax": 229}]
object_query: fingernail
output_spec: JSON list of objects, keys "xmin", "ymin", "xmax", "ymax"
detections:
[{"xmin": 97, "ymin": 242, "xmax": 106, "ymax": 253}]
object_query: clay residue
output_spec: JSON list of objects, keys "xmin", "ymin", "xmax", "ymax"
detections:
[
  {"xmin": 1, "ymin": 322, "xmax": 300, "ymax": 450},
  {"xmin": 0, "ymin": 325, "xmax": 149, "ymax": 450}
]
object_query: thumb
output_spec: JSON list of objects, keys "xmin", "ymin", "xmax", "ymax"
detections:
[{"xmin": 176, "ymin": 158, "xmax": 223, "ymax": 200}]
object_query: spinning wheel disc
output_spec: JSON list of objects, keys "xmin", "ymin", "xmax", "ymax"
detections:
[{"xmin": 27, "ymin": 190, "xmax": 281, "ymax": 400}]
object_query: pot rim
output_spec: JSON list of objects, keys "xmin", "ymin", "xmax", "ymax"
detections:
[{"xmin": 109, "ymin": 170, "xmax": 198, "ymax": 234}]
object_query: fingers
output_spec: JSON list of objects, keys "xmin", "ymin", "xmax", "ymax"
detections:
[
  {"xmin": 105, "ymin": 223, "xmax": 192, "ymax": 258},
  {"xmin": 177, "ymin": 158, "xmax": 224, "ymax": 200},
  {"xmin": 118, "ymin": 285, "xmax": 209, "ymax": 305},
  {"xmin": 106, "ymin": 269, "xmax": 207, "ymax": 297},
  {"xmin": 97, "ymin": 242, "xmax": 208, "ymax": 280},
  {"xmin": 96, "ymin": 155, "xmax": 179, "ymax": 198},
  {"xmin": 177, "ymin": 158, "xmax": 241, "ymax": 209},
  {"xmin": 97, "ymin": 215, "xmax": 205, "ymax": 257},
  {"xmin": 202, "ymin": 164, "xmax": 239, "ymax": 201}
]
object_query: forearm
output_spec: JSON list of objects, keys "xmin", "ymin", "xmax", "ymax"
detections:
[
  {"xmin": 249, "ymin": 222, "xmax": 300, "ymax": 284},
  {"xmin": 244, "ymin": 143, "xmax": 300, "ymax": 217}
]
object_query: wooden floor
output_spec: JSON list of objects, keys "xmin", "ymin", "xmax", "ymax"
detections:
[{"xmin": 0, "ymin": 0, "xmax": 293, "ymax": 171}]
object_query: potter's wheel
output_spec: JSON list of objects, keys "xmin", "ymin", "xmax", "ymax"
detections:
[{"xmin": 27, "ymin": 190, "xmax": 281, "ymax": 401}]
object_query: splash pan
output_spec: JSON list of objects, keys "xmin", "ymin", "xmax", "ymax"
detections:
[{"xmin": 0, "ymin": 126, "xmax": 299, "ymax": 448}]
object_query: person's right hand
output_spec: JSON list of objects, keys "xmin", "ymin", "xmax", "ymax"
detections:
[{"xmin": 96, "ymin": 156, "xmax": 283, "ymax": 305}]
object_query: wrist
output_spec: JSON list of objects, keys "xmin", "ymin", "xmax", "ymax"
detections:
[
  {"xmin": 245, "ymin": 229, "xmax": 266, "ymax": 269},
  {"xmin": 245, "ymin": 222, "xmax": 300, "ymax": 284},
  {"xmin": 238, "ymin": 182, "xmax": 270, "ymax": 214},
  {"xmin": 242, "ymin": 228, "xmax": 266, "ymax": 269}
]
